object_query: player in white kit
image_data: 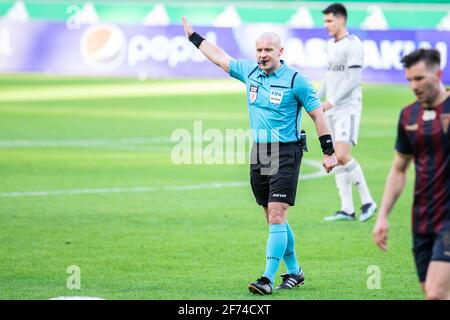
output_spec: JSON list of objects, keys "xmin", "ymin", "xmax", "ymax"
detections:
[{"xmin": 319, "ymin": 3, "xmax": 377, "ymax": 222}]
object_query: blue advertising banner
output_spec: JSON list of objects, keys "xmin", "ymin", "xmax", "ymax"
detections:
[{"xmin": 0, "ymin": 21, "xmax": 448, "ymax": 83}]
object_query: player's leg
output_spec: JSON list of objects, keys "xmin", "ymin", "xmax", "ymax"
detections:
[
  {"xmin": 336, "ymin": 141, "xmax": 374, "ymax": 211},
  {"xmin": 263, "ymin": 205, "xmax": 297, "ymax": 272},
  {"xmin": 412, "ymin": 233, "xmax": 433, "ymax": 295},
  {"xmin": 261, "ymin": 206, "xmax": 304, "ymax": 289},
  {"xmin": 276, "ymin": 220, "xmax": 305, "ymax": 290},
  {"xmin": 335, "ymin": 141, "xmax": 355, "ymax": 215},
  {"xmin": 341, "ymin": 113, "xmax": 376, "ymax": 221},
  {"xmin": 270, "ymin": 143, "xmax": 304, "ymax": 289},
  {"xmin": 248, "ymin": 202, "xmax": 288, "ymax": 295},
  {"xmin": 424, "ymin": 230, "xmax": 450, "ymax": 300},
  {"xmin": 325, "ymin": 114, "xmax": 376, "ymax": 221},
  {"xmin": 249, "ymin": 143, "xmax": 270, "ymax": 208},
  {"xmin": 262, "ymin": 202, "xmax": 289, "ymax": 283},
  {"xmin": 263, "ymin": 206, "xmax": 269, "ymax": 223},
  {"xmin": 248, "ymin": 142, "xmax": 302, "ymax": 294},
  {"xmin": 425, "ymin": 262, "xmax": 450, "ymax": 299},
  {"xmin": 259, "ymin": 143, "xmax": 294, "ymax": 288},
  {"xmin": 323, "ymin": 114, "xmax": 355, "ymax": 221},
  {"xmin": 248, "ymin": 144, "xmax": 274, "ymax": 295},
  {"xmin": 420, "ymin": 282, "xmax": 426, "ymax": 293},
  {"xmin": 283, "ymin": 221, "xmax": 301, "ymax": 275}
]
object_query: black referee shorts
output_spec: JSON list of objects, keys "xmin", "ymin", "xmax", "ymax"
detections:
[
  {"xmin": 412, "ymin": 226, "xmax": 450, "ymax": 283},
  {"xmin": 250, "ymin": 142, "xmax": 303, "ymax": 207}
]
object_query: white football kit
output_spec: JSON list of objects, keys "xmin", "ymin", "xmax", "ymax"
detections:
[{"xmin": 319, "ymin": 34, "xmax": 364, "ymax": 145}]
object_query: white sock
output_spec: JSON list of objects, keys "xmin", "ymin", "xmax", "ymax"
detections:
[
  {"xmin": 334, "ymin": 165, "xmax": 354, "ymax": 214},
  {"xmin": 344, "ymin": 159, "xmax": 374, "ymax": 205}
]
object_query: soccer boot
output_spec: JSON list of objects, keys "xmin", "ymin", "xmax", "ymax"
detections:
[
  {"xmin": 359, "ymin": 202, "xmax": 377, "ymax": 222},
  {"xmin": 276, "ymin": 271, "xmax": 305, "ymax": 290},
  {"xmin": 248, "ymin": 276, "xmax": 273, "ymax": 295},
  {"xmin": 324, "ymin": 210, "xmax": 356, "ymax": 221}
]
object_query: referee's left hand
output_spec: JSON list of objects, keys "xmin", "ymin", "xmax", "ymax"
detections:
[
  {"xmin": 182, "ymin": 16, "xmax": 194, "ymax": 37},
  {"xmin": 323, "ymin": 154, "xmax": 337, "ymax": 173}
]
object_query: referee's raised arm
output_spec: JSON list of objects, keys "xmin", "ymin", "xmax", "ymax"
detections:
[{"xmin": 182, "ymin": 17, "xmax": 233, "ymax": 74}]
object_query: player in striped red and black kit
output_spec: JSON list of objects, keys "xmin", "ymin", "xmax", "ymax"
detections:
[{"xmin": 373, "ymin": 48, "xmax": 450, "ymax": 300}]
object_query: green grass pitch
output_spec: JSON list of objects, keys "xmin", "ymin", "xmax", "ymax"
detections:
[{"xmin": 0, "ymin": 74, "xmax": 423, "ymax": 299}]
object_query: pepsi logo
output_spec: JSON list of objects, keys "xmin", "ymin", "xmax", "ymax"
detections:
[{"xmin": 80, "ymin": 24, "xmax": 127, "ymax": 72}]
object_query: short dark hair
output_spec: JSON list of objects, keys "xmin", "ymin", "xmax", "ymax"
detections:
[
  {"xmin": 322, "ymin": 3, "xmax": 348, "ymax": 19},
  {"xmin": 400, "ymin": 48, "xmax": 441, "ymax": 69}
]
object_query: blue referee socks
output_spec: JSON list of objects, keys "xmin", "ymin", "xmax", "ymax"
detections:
[
  {"xmin": 263, "ymin": 223, "xmax": 287, "ymax": 285},
  {"xmin": 284, "ymin": 221, "xmax": 301, "ymax": 275}
]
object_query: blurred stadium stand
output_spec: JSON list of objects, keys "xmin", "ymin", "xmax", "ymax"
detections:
[
  {"xmin": 1, "ymin": 1, "xmax": 449, "ymax": 29},
  {"xmin": 0, "ymin": 1, "xmax": 449, "ymax": 82}
]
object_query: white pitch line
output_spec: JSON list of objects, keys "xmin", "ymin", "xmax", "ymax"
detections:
[
  {"xmin": 0, "ymin": 160, "xmax": 327, "ymax": 198},
  {"xmin": 0, "ymin": 182, "xmax": 244, "ymax": 198},
  {"xmin": 0, "ymin": 130, "xmax": 393, "ymax": 149},
  {"xmin": 0, "ymin": 137, "xmax": 172, "ymax": 148},
  {"xmin": 0, "ymin": 81, "xmax": 244, "ymax": 102},
  {"xmin": 0, "ymin": 136, "xmax": 246, "ymax": 148},
  {"xmin": 49, "ymin": 296, "xmax": 105, "ymax": 300}
]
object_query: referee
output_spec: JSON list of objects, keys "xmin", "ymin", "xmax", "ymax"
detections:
[{"xmin": 183, "ymin": 17, "xmax": 337, "ymax": 294}]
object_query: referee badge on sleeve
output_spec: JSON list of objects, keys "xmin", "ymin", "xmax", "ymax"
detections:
[{"xmin": 249, "ymin": 84, "xmax": 258, "ymax": 104}]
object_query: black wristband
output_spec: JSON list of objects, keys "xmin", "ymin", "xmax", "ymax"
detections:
[
  {"xmin": 319, "ymin": 134, "xmax": 334, "ymax": 155},
  {"xmin": 188, "ymin": 32, "xmax": 205, "ymax": 49}
]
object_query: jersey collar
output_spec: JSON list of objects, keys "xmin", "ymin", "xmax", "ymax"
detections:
[
  {"xmin": 334, "ymin": 33, "xmax": 350, "ymax": 43},
  {"xmin": 258, "ymin": 60, "xmax": 287, "ymax": 78}
]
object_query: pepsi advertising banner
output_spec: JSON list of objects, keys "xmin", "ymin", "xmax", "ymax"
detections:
[{"xmin": 0, "ymin": 21, "xmax": 449, "ymax": 83}]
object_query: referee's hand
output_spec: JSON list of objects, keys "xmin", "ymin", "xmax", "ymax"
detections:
[
  {"xmin": 182, "ymin": 16, "xmax": 194, "ymax": 37},
  {"xmin": 322, "ymin": 153, "xmax": 337, "ymax": 173}
]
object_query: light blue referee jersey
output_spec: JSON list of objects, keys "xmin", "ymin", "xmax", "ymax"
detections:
[{"xmin": 229, "ymin": 59, "xmax": 320, "ymax": 143}]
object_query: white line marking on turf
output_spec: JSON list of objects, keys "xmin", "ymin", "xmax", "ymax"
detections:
[
  {"xmin": 0, "ymin": 131, "xmax": 393, "ymax": 149},
  {"xmin": 49, "ymin": 296, "xmax": 105, "ymax": 300},
  {"xmin": 0, "ymin": 81, "xmax": 244, "ymax": 101},
  {"xmin": 0, "ymin": 183, "xmax": 244, "ymax": 198},
  {"xmin": 0, "ymin": 137, "xmax": 172, "ymax": 147},
  {"xmin": 0, "ymin": 160, "xmax": 327, "ymax": 198}
]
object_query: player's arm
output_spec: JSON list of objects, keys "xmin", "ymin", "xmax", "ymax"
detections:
[
  {"xmin": 372, "ymin": 152, "xmax": 412, "ymax": 251},
  {"xmin": 308, "ymin": 107, "xmax": 338, "ymax": 173},
  {"xmin": 182, "ymin": 17, "xmax": 232, "ymax": 73}
]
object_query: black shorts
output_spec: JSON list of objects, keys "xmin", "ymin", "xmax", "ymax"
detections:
[
  {"xmin": 250, "ymin": 142, "xmax": 303, "ymax": 207},
  {"xmin": 412, "ymin": 227, "xmax": 450, "ymax": 282}
]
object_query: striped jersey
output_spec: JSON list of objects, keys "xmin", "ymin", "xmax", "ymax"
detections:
[{"xmin": 395, "ymin": 96, "xmax": 450, "ymax": 234}]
